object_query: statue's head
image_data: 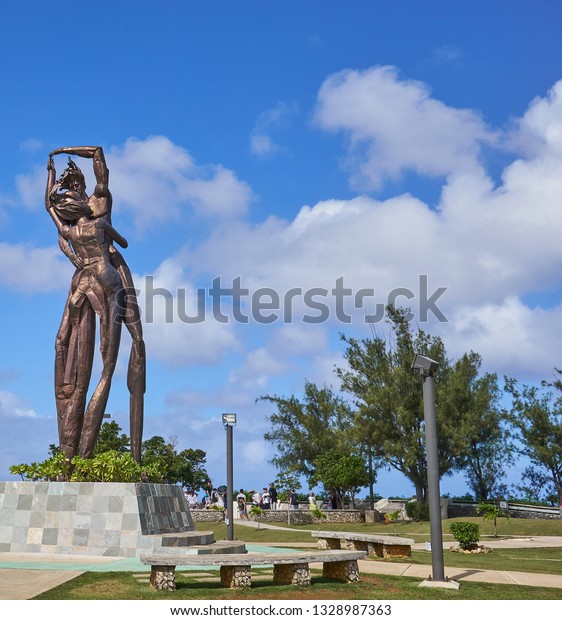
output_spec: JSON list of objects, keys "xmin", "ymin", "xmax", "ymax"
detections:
[
  {"xmin": 50, "ymin": 189, "xmax": 92, "ymax": 222},
  {"xmin": 58, "ymin": 158, "xmax": 86, "ymax": 195}
]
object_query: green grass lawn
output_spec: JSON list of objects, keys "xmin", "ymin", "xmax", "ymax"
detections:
[
  {"xmin": 197, "ymin": 517, "xmax": 562, "ymax": 544},
  {"xmin": 31, "ymin": 518, "xmax": 562, "ymax": 600},
  {"xmin": 32, "ymin": 570, "xmax": 562, "ymax": 601}
]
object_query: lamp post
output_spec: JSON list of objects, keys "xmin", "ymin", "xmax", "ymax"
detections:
[
  {"xmin": 222, "ymin": 413, "xmax": 237, "ymax": 541},
  {"xmin": 411, "ymin": 354, "xmax": 448, "ymax": 585}
]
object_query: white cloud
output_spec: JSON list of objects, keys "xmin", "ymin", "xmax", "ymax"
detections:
[
  {"xmin": 228, "ymin": 348, "xmax": 291, "ymax": 390},
  {"xmin": 0, "ymin": 391, "xmax": 40, "ymax": 419},
  {"xmin": 15, "ymin": 164, "xmax": 45, "ymax": 210},
  {"xmin": 510, "ymin": 80, "xmax": 562, "ymax": 157},
  {"xmin": 314, "ymin": 65, "xmax": 496, "ymax": 189},
  {"xmin": 134, "ymin": 259, "xmax": 241, "ymax": 368},
  {"xmin": 108, "ymin": 136, "xmax": 253, "ymax": 228},
  {"xmin": 0, "ymin": 242, "xmax": 73, "ymax": 293}
]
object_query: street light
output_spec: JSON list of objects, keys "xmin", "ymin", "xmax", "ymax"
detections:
[
  {"xmin": 222, "ymin": 413, "xmax": 237, "ymax": 541},
  {"xmin": 411, "ymin": 354, "xmax": 459, "ymax": 590}
]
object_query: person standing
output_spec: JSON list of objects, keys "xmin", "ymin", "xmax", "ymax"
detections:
[
  {"xmin": 252, "ymin": 489, "xmax": 262, "ymax": 507},
  {"xmin": 308, "ymin": 491, "xmax": 316, "ymax": 510},
  {"xmin": 261, "ymin": 487, "xmax": 271, "ymax": 510},
  {"xmin": 186, "ymin": 489, "xmax": 199, "ymax": 510},
  {"xmin": 237, "ymin": 489, "xmax": 248, "ymax": 520},
  {"xmin": 289, "ymin": 489, "xmax": 299, "ymax": 510},
  {"xmin": 269, "ymin": 483, "xmax": 278, "ymax": 510}
]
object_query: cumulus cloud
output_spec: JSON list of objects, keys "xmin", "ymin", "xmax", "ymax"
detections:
[
  {"xmin": 108, "ymin": 136, "xmax": 253, "ymax": 228},
  {"xmin": 0, "ymin": 242, "xmax": 73, "ymax": 293},
  {"xmin": 314, "ymin": 65, "xmax": 496, "ymax": 189},
  {"xmin": 134, "ymin": 258, "xmax": 241, "ymax": 367},
  {"xmin": 171, "ymin": 74, "xmax": 562, "ymax": 382},
  {"xmin": 228, "ymin": 348, "xmax": 291, "ymax": 390}
]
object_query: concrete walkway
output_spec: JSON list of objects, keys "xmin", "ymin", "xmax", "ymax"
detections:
[{"xmin": 0, "ymin": 534, "xmax": 561, "ymax": 599}]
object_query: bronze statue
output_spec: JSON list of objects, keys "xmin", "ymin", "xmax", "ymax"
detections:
[{"xmin": 45, "ymin": 147, "xmax": 146, "ymax": 464}]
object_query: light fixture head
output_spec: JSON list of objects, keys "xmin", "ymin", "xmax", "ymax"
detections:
[
  {"xmin": 221, "ymin": 412, "xmax": 237, "ymax": 427},
  {"xmin": 411, "ymin": 353, "xmax": 440, "ymax": 375}
]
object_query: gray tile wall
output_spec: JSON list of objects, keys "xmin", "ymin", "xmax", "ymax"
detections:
[{"xmin": 0, "ymin": 481, "xmax": 195, "ymax": 557}]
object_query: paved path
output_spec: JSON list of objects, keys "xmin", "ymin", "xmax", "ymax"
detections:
[{"xmin": 0, "ymin": 535, "xmax": 561, "ymax": 599}]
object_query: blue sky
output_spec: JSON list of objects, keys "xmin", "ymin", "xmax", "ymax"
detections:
[{"xmin": 2, "ymin": 1, "xmax": 562, "ymax": 499}]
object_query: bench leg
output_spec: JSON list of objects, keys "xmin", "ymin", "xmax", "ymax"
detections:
[
  {"xmin": 381, "ymin": 544, "xmax": 412, "ymax": 558},
  {"xmin": 366, "ymin": 542, "xmax": 384, "ymax": 557},
  {"xmin": 273, "ymin": 562, "xmax": 311, "ymax": 586},
  {"xmin": 323, "ymin": 559, "xmax": 360, "ymax": 583},
  {"xmin": 150, "ymin": 565, "xmax": 176, "ymax": 591},
  {"xmin": 345, "ymin": 539, "xmax": 368, "ymax": 553},
  {"xmin": 317, "ymin": 537, "xmax": 341, "ymax": 550},
  {"xmin": 220, "ymin": 565, "xmax": 252, "ymax": 588}
]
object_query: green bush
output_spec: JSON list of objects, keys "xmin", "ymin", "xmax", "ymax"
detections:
[
  {"xmin": 449, "ymin": 521, "xmax": 480, "ymax": 550},
  {"xmin": 10, "ymin": 451, "xmax": 161, "ymax": 483},
  {"xmin": 405, "ymin": 500, "xmax": 430, "ymax": 521}
]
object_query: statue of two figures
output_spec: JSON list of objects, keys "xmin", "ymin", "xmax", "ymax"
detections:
[{"xmin": 45, "ymin": 147, "xmax": 145, "ymax": 468}]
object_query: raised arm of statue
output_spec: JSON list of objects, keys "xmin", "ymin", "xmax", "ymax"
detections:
[
  {"xmin": 45, "ymin": 157, "xmax": 56, "ymax": 210},
  {"xmin": 49, "ymin": 146, "xmax": 109, "ymax": 188},
  {"xmin": 46, "ymin": 157, "xmax": 85, "ymax": 270}
]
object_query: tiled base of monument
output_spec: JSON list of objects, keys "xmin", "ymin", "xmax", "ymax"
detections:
[{"xmin": 0, "ymin": 481, "xmax": 195, "ymax": 557}]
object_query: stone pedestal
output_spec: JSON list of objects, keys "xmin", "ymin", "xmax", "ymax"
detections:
[{"xmin": 0, "ymin": 481, "xmax": 195, "ymax": 557}]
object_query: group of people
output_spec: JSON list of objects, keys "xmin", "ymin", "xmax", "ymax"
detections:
[
  {"xmin": 236, "ymin": 484, "xmax": 279, "ymax": 519},
  {"xmin": 183, "ymin": 479, "xmax": 227, "ymax": 510}
]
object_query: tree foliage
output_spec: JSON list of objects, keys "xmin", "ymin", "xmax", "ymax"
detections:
[
  {"xmin": 337, "ymin": 306, "xmax": 505, "ymax": 502},
  {"xmin": 94, "ymin": 421, "xmax": 131, "ymax": 455},
  {"xmin": 10, "ymin": 423, "xmax": 208, "ymax": 488},
  {"xmin": 141, "ymin": 435, "xmax": 208, "ymax": 488},
  {"xmin": 311, "ymin": 449, "xmax": 370, "ymax": 508},
  {"xmin": 505, "ymin": 377, "xmax": 562, "ymax": 506},
  {"xmin": 260, "ymin": 381, "xmax": 354, "ymax": 483}
]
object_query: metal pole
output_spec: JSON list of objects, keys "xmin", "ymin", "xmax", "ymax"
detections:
[
  {"xmin": 422, "ymin": 373, "xmax": 445, "ymax": 581},
  {"xmin": 226, "ymin": 423, "xmax": 234, "ymax": 541}
]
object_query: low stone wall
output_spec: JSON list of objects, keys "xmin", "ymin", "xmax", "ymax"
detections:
[
  {"xmin": 192, "ymin": 506, "xmax": 364, "ymax": 524},
  {"xmin": 191, "ymin": 509, "xmax": 226, "ymax": 523},
  {"xmin": 250, "ymin": 509, "xmax": 363, "ymax": 525}
]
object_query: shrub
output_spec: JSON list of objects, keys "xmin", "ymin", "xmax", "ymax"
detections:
[
  {"xmin": 405, "ymin": 500, "xmax": 430, "ymax": 521},
  {"xmin": 310, "ymin": 506, "xmax": 326, "ymax": 520},
  {"xmin": 449, "ymin": 521, "xmax": 480, "ymax": 550}
]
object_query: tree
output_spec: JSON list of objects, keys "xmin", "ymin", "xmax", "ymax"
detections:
[
  {"xmin": 337, "ymin": 306, "xmax": 505, "ymax": 503},
  {"xmin": 477, "ymin": 501, "xmax": 511, "ymax": 538},
  {"xmin": 141, "ymin": 435, "xmax": 208, "ymax": 488},
  {"xmin": 505, "ymin": 378, "xmax": 562, "ymax": 508},
  {"xmin": 517, "ymin": 466, "xmax": 558, "ymax": 505},
  {"xmin": 443, "ymin": 355, "xmax": 512, "ymax": 500},
  {"xmin": 260, "ymin": 382, "xmax": 354, "ymax": 483},
  {"xmin": 311, "ymin": 449, "xmax": 370, "ymax": 508},
  {"xmin": 94, "ymin": 421, "xmax": 131, "ymax": 455}
]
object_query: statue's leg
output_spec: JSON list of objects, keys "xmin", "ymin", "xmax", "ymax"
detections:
[
  {"xmin": 79, "ymin": 288, "xmax": 123, "ymax": 459},
  {"xmin": 111, "ymin": 249, "xmax": 146, "ymax": 464},
  {"xmin": 55, "ymin": 287, "xmax": 95, "ymax": 463}
]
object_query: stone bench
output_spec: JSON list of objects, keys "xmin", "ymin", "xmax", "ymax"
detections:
[
  {"xmin": 140, "ymin": 549, "xmax": 366, "ymax": 591},
  {"xmin": 311, "ymin": 530, "xmax": 414, "ymax": 558}
]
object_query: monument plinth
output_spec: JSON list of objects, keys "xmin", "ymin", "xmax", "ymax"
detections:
[{"xmin": 0, "ymin": 481, "xmax": 199, "ymax": 557}]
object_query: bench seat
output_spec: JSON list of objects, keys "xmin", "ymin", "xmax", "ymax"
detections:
[
  {"xmin": 311, "ymin": 530, "xmax": 414, "ymax": 558},
  {"xmin": 140, "ymin": 550, "xmax": 366, "ymax": 591}
]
